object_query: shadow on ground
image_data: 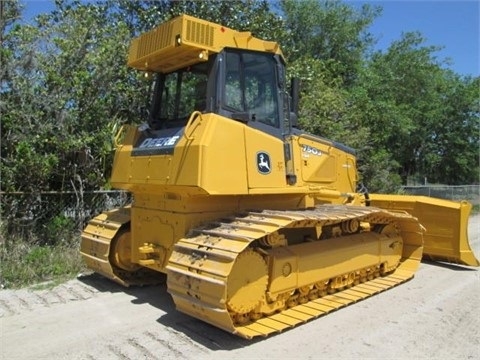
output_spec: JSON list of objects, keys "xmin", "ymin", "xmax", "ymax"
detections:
[{"xmin": 78, "ymin": 272, "xmax": 263, "ymax": 350}]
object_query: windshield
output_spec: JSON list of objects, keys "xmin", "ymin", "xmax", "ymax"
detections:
[
  {"xmin": 149, "ymin": 62, "xmax": 209, "ymax": 129},
  {"xmin": 224, "ymin": 50, "xmax": 279, "ymax": 128}
]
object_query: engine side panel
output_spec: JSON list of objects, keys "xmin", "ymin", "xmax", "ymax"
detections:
[{"xmin": 289, "ymin": 134, "xmax": 358, "ymax": 194}]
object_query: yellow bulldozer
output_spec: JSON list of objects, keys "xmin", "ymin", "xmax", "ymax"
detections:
[{"xmin": 81, "ymin": 15, "xmax": 478, "ymax": 339}]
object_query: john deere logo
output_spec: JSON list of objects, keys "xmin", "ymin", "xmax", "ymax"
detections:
[{"xmin": 256, "ymin": 152, "xmax": 271, "ymax": 175}]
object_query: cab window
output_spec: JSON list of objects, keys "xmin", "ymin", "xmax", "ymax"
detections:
[{"xmin": 224, "ymin": 50, "xmax": 279, "ymax": 128}]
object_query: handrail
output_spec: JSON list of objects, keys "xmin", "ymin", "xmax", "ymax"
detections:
[
  {"xmin": 183, "ymin": 111, "xmax": 203, "ymax": 141},
  {"xmin": 113, "ymin": 125, "xmax": 128, "ymax": 148}
]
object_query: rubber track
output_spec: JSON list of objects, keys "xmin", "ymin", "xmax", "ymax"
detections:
[{"xmin": 166, "ymin": 205, "xmax": 423, "ymax": 339}]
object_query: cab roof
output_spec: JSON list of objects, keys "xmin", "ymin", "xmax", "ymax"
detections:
[{"xmin": 128, "ymin": 14, "xmax": 284, "ymax": 73}]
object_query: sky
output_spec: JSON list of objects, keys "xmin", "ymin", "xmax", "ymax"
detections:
[
  {"xmin": 351, "ymin": 0, "xmax": 479, "ymax": 77},
  {"xmin": 21, "ymin": 0, "xmax": 480, "ymax": 77}
]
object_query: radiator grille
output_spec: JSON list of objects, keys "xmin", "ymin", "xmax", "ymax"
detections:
[
  {"xmin": 185, "ymin": 19, "xmax": 214, "ymax": 47},
  {"xmin": 136, "ymin": 21, "xmax": 174, "ymax": 58}
]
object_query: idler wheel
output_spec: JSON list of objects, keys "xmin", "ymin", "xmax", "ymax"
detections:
[{"xmin": 110, "ymin": 227, "xmax": 140, "ymax": 272}]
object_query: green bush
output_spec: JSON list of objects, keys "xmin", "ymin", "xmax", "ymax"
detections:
[{"xmin": 44, "ymin": 215, "xmax": 76, "ymax": 245}]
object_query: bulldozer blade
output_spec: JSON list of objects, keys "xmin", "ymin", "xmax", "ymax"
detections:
[{"xmin": 369, "ymin": 194, "xmax": 479, "ymax": 267}]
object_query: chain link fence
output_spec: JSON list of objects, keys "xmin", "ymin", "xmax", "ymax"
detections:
[
  {"xmin": 401, "ymin": 185, "xmax": 480, "ymax": 205},
  {"xmin": 1, "ymin": 186, "xmax": 478, "ymax": 245},
  {"xmin": 0, "ymin": 191, "xmax": 131, "ymax": 245}
]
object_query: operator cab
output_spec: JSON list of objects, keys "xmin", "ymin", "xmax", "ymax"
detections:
[{"xmin": 148, "ymin": 49, "xmax": 288, "ymax": 139}]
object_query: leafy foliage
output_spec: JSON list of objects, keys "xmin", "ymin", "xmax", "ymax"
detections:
[
  {"xmin": 350, "ymin": 32, "xmax": 479, "ymax": 188},
  {"xmin": 1, "ymin": 0, "xmax": 148, "ymax": 193},
  {"xmin": 280, "ymin": 0, "xmax": 381, "ymax": 84}
]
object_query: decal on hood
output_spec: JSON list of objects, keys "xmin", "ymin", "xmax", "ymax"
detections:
[
  {"xmin": 132, "ymin": 127, "xmax": 183, "ymax": 156},
  {"xmin": 257, "ymin": 151, "xmax": 271, "ymax": 175}
]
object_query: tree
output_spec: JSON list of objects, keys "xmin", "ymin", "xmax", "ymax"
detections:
[
  {"xmin": 280, "ymin": 0, "xmax": 380, "ymax": 85},
  {"xmin": 1, "ymin": 0, "xmax": 149, "ymax": 193},
  {"xmin": 352, "ymin": 32, "xmax": 479, "ymax": 188},
  {"xmin": 421, "ymin": 74, "xmax": 479, "ymax": 184}
]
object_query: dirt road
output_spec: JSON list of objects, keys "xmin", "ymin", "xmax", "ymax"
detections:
[{"xmin": 1, "ymin": 215, "xmax": 479, "ymax": 360}]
